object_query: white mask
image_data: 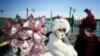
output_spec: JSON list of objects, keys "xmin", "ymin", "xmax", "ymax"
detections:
[{"xmin": 55, "ymin": 28, "xmax": 66, "ymax": 39}]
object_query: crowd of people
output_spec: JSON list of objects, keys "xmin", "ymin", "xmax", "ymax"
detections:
[{"xmin": 0, "ymin": 8, "xmax": 100, "ymax": 56}]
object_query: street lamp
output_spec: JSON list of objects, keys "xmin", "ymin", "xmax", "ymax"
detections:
[
  {"xmin": 27, "ymin": 8, "xmax": 28, "ymax": 19},
  {"xmin": 0, "ymin": 9, "xmax": 4, "ymax": 17},
  {"xmin": 69, "ymin": 7, "xmax": 72, "ymax": 18},
  {"xmin": 69, "ymin": 7, "xmax": 76, "ymax": 19},
  {"xmin": 33, "ymin": 9, "xmax": 35, "ymax": 12},
  {"xmin": 69, "ymin": 7, "xmax": 76, "ymax": 33},
  {"xmin": 0, "ymin": 9, "xmax": 4, "ymax": 13},
  {"xmin": 26, "ymin": 8, "xmax": 35, "ymax": 19}
]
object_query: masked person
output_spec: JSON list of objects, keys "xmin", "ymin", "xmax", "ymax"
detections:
[{"xmin": 74, "ymin": 8, "xmax": 100, "ymax": 56}]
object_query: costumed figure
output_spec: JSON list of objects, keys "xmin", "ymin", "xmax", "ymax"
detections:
[
  {"xmin": 47, "ymin": 18, "xmax": 77, "ymax": 56},
  {"xmin": 74, "ymin": 8, "xmax": 100, "ymax": 56},
  {"xmin": 5, "ymin": 14, "xmax": 53, "ymax": 56}
]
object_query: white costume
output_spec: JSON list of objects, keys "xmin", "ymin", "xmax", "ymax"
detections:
[{"xmin": 47, "ymin": 18, "xmax": 77, "ymax": 56}]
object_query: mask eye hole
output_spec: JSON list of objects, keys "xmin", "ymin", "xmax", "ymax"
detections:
[
  {"xmin": 62, "ymin": 28, "xmax": 66, "ymax": 32},
  {"xmin": 58, "ymin": 29, "xmax": 62, "ymax": 31},
  {"xmin": 18, "ymin": 37, "xmax": 24, "ymax": 44},
  {"xmin": 58, "ymin": 28, "xmax": 66, "ymax": 32},
  {"xmin": 86, "ymin": 28, "xmax": 94, "ymax": 32},
  {"xmin": 18, "ymin": 37, "xmax": 23, "ymax": 41},
  {"xmin": 26, "ymin": 37, "xmax": 31, "ymax": 41}
]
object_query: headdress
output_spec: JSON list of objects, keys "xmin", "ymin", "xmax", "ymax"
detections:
[
  {"xmin": 52, "ymin": 18, "xmax": 70, "ymax": 33},
  {"xmin": 79, "ymin": 8, "xmax": 96, "ymax": 30}
]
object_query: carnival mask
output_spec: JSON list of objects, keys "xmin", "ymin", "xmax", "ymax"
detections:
[
  {"xmin": 55, "ymin": 28, "xmax": 66, "ymax": 39},
  {"xmin": 17, "ymin": 29, "xmax": 34, "ymax": 55},
  {"xmin": 84, "ymin": 28, "xmax": 95, "ymax": 37}
]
